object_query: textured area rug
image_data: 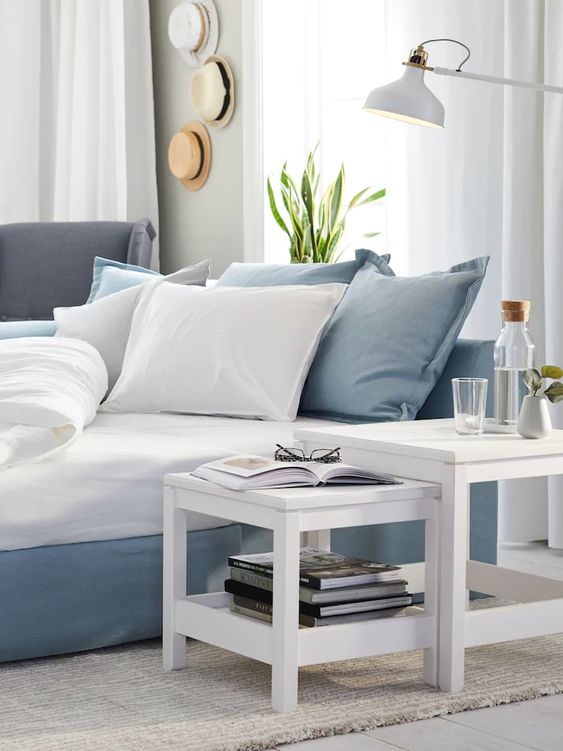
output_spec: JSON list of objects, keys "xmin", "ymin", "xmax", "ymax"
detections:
[{"xmin": 1, "ymin": 632, "xmax": 563, "ymax": 751}]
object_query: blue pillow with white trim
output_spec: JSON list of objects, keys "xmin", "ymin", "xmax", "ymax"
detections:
[
  {"xmin": 87, "ymin": 257, "xmax": 160, "ymax": 303},
  {"xmin": 216, "ymin": 250, "xmax": 393, "ymax": 287},
  {"xmin": 300, "ymin": 255, "xmax": 489, "ymax": 423}
]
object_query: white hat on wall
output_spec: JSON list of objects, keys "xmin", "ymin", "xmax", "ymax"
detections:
[
  {"xmin": 189, "ymin": 55, "xmax": 235, "ymax": 128},
  {"xmin": 168, "ymin": 0, "xmax": 219, "ymax": 68}
]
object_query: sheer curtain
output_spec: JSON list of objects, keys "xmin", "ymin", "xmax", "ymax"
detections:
[
  {"xmin": 261, "ymin": 0, "xmax": 563, "ymax": 544},
  {"xmin": 383, "ymin": 0, "xmax": 563, "ymax": 545},
  {"xmin": 0, "ymin": 0, "xmax": 159, "ymax": 267}
]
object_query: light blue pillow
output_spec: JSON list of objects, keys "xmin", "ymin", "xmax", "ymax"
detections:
[
  {"xmin": 0, "ymin": 320, "xmax": 57, "ymax": 339},
  {"xmin": 87, "ymin": 257, "xmax": 160, "ymax": 303},
  {"xmin": 300, "ymin": 255, "xmax": 489, "ymax": 423},
  {"xmin": 216, "ymin": 250, "xmax": 393, "ymax": 287}
]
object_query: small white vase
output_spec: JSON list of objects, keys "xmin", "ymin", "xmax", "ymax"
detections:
[{"xmin": 517, "ymin": 395, "xmax": 552, "ymax": 439}]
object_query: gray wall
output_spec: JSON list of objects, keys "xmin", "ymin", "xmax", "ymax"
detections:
[{"xmin": 150, "ymin": 0, "xmax": 244, "ymax": 275}]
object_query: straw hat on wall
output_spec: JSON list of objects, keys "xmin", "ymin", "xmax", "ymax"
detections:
[
  {"xmin": 189, "ymin": 55, "xmax": 235, "ymax": 128},
  {"xmin": 168, "ymin": 121, "xmax": 211, "ymax": 191}
]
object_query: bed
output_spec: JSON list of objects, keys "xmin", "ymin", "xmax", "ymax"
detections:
[
  {"xmin": 0, "ymin": 413, "xmax": 339, "ymax": 661},
  {"xmin": 1, "ymin": 356, "xmax": 497, "ymax": 663},
  {"xmin": 0, "ymin": 221, "xmax": 498, "ymax": 662}
]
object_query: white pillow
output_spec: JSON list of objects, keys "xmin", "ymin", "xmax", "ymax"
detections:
[
  {"xmin": 102, "ymin": 282, "xmax": 346, "ymax": 421},
  {"xmin": 54, "ymin": 260, "xmax": 210, "ymax": 391}
]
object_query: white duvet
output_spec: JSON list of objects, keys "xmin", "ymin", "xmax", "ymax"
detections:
[
  {"xmin": 0, "ymin": 413, "xmax": 336, "ymax": 551},
  {"xmin": 0, "ymin": 337, "xmax": 107, "ymax": 469},
  {"xmin": 0, "ymin": 337, "xmax": 337, "ymax": 551}
]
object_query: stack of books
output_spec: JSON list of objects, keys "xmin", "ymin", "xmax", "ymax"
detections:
[{"xmin": 225, "ymin": 547, "xmax": 412, "ymax": 627}]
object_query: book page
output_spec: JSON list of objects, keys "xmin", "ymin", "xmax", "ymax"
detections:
[
  {"xmin": 201, "ymin": 455, "xmax": 282, "ymax": 478},
  {"xmin": 311, "ymin": 462, "xmax": 358, "ymax": 481}
]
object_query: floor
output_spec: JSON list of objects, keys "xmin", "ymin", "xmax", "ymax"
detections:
[{"xmin": 272, "ymin": 542, "xmax": 563, "ymax": 751}]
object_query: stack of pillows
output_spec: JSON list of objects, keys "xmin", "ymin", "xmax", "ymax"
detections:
[{"xmin": 54, "ymin": 251, "xmax": 489, "ymax": 423}]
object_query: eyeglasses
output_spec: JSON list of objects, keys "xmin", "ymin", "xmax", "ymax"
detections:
[{"xmin": 274, "ymin": 444, "xmax": 342, "ymax": 464}]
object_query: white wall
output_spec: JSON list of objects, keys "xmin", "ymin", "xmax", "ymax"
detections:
[{"xmin": 150, "ymin": 0, "xmax": 245, "ymax": 275}]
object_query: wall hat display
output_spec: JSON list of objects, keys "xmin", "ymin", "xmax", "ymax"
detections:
[
  {"xmin": 168, "ymin": 121, "xmax": 211, "ymax": 191},
  {"xmin": 189, "ymin": 55, "xmax": 235, "ymax": 128},
  {"xmin": 168, "ymin": 0, "xmax": 219, "ymax": 68}
]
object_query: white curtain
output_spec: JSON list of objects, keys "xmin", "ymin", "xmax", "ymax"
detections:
[
  {"xmin": 383, "ymin": 0, "xmax": 563, "ymax": 545},
  {"xmin": 0, "ymin": 0, "xmax": 159, "ymax": 267}
]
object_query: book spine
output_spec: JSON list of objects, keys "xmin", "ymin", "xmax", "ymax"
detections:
[
  {"xmin": 299, "ymin": 573, "xmax": 323, "ymax": 589},
  {"xmin": 229, "ymin": 601, "xmax": 273, "ymax": 624},
  {"xmin": 228, "ymin": 559, "xmax": 319, "ymax": 587},
  {"xmin": 225, "ymin": 579, "xmax": 273, "ymax": 604},
  {"xmin": 228, "ymin": 559, "xmax": 274, "ymax": 578},
  {"xmin": 233, "ymin": 595, "xmax": 273, "ymax": 616},
  {"xmin": 232, "ymin": 597, "xmax": 316, "ymax": 628},
  {"xmin": 228, "ymin": 581, "xmax": 322, "ymax": 617},
  {"xmin": 230, "ymin": 568, "xmax": 274, "ymax": 592}
]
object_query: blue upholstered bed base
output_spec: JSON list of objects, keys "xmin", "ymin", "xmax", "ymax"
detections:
[
  {"xmin": 2, "ymin": 489, "xmax": 497, "ymax": 663},
  {"xmin": 0, "ymin": 524, "xmax": 242, "ymax": 663}
]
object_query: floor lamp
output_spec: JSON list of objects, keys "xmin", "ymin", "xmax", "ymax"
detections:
[{"xmin": 363, "ymin": 38, "xmax": 563, "ymax": 128}]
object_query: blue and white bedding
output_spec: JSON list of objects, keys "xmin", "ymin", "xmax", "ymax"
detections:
[{"xmin": 0, "ymin": 338, "xmax": 335, "ymax": 551}]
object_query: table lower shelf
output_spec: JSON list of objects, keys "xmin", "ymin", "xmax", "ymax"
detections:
[{"xmin": 174, "ymin": 592, "xmax": 435, "ymax": 667}]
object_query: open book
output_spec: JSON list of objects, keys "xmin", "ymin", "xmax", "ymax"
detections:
[{"xmin": 191, "ymin": 454, "xmax": 401, "ymax": 491}]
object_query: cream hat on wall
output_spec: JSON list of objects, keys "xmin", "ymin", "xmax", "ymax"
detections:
[
  {"xmin": 168, "ymin": 0, "xmax": 219, "ymax": 68},
  {"xmin": 189, "ymin": 55, "xmax": 235, "ymax": 128},
  {"xmin": 168, "ymin": 121, "xmax": 211, "ymax": 191}
]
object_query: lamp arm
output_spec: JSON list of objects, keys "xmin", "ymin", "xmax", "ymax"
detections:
[
  {"xmin": 419, "ymin": 38, "xmax": 471, "ymax": 71},
  {"xmin": 433, "ymin": 66, "xmax": 563, "ymax": 95}
]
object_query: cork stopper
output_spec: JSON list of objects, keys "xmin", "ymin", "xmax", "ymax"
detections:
[{"xmin": 501, "ymin": 300, "xmax": 530, "ymax": 323}]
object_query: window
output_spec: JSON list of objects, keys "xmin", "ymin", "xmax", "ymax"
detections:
[{"xmin": 261, "ymin": 0, "xmax": 389, "ymax": 263}]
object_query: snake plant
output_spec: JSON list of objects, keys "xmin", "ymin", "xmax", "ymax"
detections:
[{"xmin": 267, "ymin": 146, "xmax": 385, "ymax": 264}]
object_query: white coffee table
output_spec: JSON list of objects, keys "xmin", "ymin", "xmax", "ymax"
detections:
[
  {"xmin": 162, "ymin": 473, "xmax": 440, "ymax": 713},
  {"xmin": 296, "ymin": 418, "xmax": 563, "ymax": 693}
]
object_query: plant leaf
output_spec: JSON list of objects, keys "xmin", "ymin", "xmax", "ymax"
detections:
[
  {"xmin": 356, "ymin": 187, "xmax": 386, "ymax": 206},
  {"xmin": 324, "ymin": 224, "xmax": 344, "ymax": 263},
  {"xmin": 267, "ymin": 178, "xmax": 290, "ymax": 236},
  {"xmin": 302, "ymin": 211, "xmax": 314, "ymax": 262},
  {"xmin": 523, "ymin": 368, "xmax": 542, "ymax": 395},
  {"xmin": 280, "ymin": 166, "xmax": 301, "ymax": 204},
  {"xmin": 348, "ymin": 187, "xmax": 370, "ymax": 208},
  {"xmin": 300, "ymin": 168, "xmax": 317, "ymax": 256},
  {"xmin": 329, "ymin": 166, "xmax": 345, "ymax": 228},
  {"xmin": 545, "ymin": 381, "xmax": 563, "ymax": 403},
  {"xmin": 362, "ymin": 231, "xmax": 381, "ymax": 238},
  {"xmin": 541, "ymin": 365, "xmax": 563, "ymax": 380}
]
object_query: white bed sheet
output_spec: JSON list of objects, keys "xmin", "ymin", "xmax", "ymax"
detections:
[{"xmin": 0, "ymin": 413, "xmax": 338, "ymax": 552}]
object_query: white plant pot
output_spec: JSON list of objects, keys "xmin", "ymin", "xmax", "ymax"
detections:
[{"xmin": 517, "ymin": 395, "xmax": 552, "ymax": 439}]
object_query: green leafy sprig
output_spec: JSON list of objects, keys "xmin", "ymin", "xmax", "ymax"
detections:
[
  {"xmin": 267, "ymin": 145, "xmax": 385, "ymax": 264},
  {"xmin": 523, "ymin": 366, "xmax": 563, "ymax": 403}
]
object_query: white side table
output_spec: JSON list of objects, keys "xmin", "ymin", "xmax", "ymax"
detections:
[
  {"xmin": 163, "ymin": 474, "xmax": 440, "ymax": 713},
  {"xmin": 296, "ymin": 418, "xmax": 563, "ymax": 693}
]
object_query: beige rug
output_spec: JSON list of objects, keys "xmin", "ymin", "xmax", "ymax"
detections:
[{"xmin": 1, "ymin": 630, "xmax": 563, "ymax": 751}]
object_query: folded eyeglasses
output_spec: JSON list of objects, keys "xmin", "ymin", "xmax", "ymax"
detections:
[{"xmin": 274, "ymin": 444, "xmax": 342, "ymax": 464}]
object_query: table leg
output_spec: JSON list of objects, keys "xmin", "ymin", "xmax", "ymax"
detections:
[
  {"xmin": 163, "ymin": 486, "xmax": 187, "ymax": 670},
  {"xmin": 303, "ymin": 529, "xmax": 331, "ymax": 551},
  {"xmin": 423, "ymin": 511, "xmax": 438, "ymax": 687},
  {"xmin": 438, "ymin": 464, "xmax": 469, "ymax": 692},
  {"xmin": 272, "ymin": 512, "xmax": 300, "ymax": 713}
]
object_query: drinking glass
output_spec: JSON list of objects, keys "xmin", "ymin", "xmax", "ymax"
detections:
[{"xmin": 452, "ymin": 378, "xmax": 488, "ymax": 436}]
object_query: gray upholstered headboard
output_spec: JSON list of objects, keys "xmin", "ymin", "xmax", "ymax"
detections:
[{"xmin": 0, "ymin": 218, "xmax": 156, "ymax": 321}]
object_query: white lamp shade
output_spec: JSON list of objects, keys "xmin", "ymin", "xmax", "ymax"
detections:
[{"xmin": 363, "ymin": 66, "xmax": 445, "ymax": 128}]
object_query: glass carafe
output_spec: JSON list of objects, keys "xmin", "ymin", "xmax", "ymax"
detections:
[{"xmin": 494, "ymin": 300, "xmax": 535, "ymax": 427}]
